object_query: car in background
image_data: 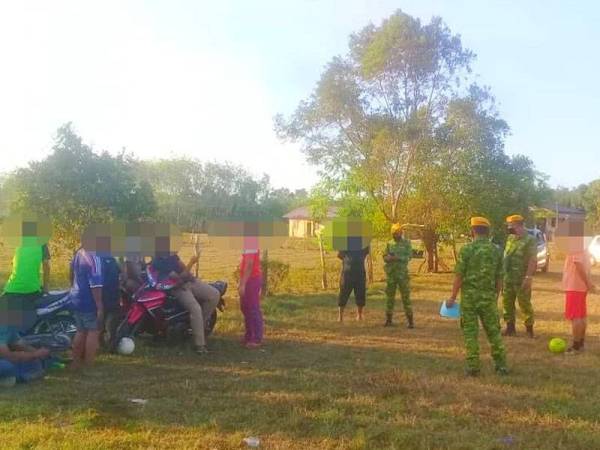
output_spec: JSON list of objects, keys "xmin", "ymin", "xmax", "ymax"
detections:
[
  {"xmin": 528, "ymin": 228, "xmax": 550, "ymax": 273},
  {"xmin": 589, "ymin": 235, "xmax": 600, "ymax": 266}
]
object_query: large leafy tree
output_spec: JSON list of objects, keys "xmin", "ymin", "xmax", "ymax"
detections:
[
  {"xmin": 276, "ymin": 10, "xmax": 475, "ymax": 222},
  {"xmin": 10, "ymin": 123, "xmax": 157, "ymax": 250}
]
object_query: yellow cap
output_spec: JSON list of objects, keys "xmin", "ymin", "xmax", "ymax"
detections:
[
  {"xmin": 390, "ymin": 223, "xmax": 403, "ymax": 234},
  {"xmin": 470, "ymin": 216, "xmax": 490, "ymax": 227},
  {"xmin": 506, "ymin": 214, "xmax": 524, "ymax": 224}
]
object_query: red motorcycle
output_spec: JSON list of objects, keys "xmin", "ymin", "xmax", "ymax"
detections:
[{"xmin": 111, "ymin": 267, "xmax": 227, "ymax": 352}]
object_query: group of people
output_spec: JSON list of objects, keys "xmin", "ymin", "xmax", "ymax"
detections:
[
  {"xmin": 0, "ymin": 232, "xmax": 265, "ymax": 387},
  {"xmin": 0, "ymin": 213, "xmax": 596, "ymax": 385},
  {"xmin": 336, "ymin": 214, "xmax": 596, "ymax": 376}
]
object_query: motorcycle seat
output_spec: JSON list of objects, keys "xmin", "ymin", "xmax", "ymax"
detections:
[{"xmin": 35, "ymin": 291, "xmax": 70, "ymax": 309}]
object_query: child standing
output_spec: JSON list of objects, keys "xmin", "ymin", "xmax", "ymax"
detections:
[
  {"xmin": 563, "ymin": 240, "xmax": 596, "ymax": 353},
  {"xmin": 238, "ymin": 248, "xmax": 263, "ymax": 348}
]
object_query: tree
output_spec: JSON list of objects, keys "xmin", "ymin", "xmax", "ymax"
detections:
[
  {"xmin": 583, "ymin": 180, "xmax": 600, "ymax": 232},
  {"xmin": 10, "ymin": 123, "xmax": 157, "ymax": 250},
  {"xmin": 276, "ymin": 10, "xmax": 475, "ymax": 224}
]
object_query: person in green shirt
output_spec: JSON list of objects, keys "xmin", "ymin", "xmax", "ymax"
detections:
[
  {"xmin": 502, "ymin": 214, "xmax": 537, "ymax": 338},
  {"xmin": 383, "ymin": 223, "xmax": 414, "ymax": 328},
  {"xmin": 447, "ymin": 216, "xmax": 507, "ymax": 377},
  {"xmin": 2, "ymin": 240, "xmax": 51, "ymax": 331}
]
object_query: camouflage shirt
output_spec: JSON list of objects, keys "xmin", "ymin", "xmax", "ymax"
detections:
[
  {"xmin": 383, "ymin": 238, "xmax": 412, "ymax": 274},
  {"xmin": 455, "ymin": 237, "xmax": 503, "ymax": 301},
  {"xmin": 503, "ymin": 234, "xmax": 537, "ymax": 283}
]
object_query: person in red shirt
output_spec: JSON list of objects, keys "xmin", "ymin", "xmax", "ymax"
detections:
[{"xmin": 238, "ymin": 248, "xmax": 263, "ymax": 348}]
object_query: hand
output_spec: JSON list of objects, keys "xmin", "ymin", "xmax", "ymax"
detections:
[
  {"xmin": 35, "ymin": 348, "xmax": 50, "ymax": 359},
  {"xmin": 521, "ymin": 277, "xmax": 533, "ymax": 291},
  {"xmin": 446, "ymin": 298, "xmax": 456, "ymax": 308},
  {"xmin": 238, "ymin": 284, "xmax": 245, "ymax": 298}
]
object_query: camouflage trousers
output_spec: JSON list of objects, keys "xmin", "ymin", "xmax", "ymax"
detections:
[
  {"xmin": 461, "ymin": 300, "xmax": 506, "ymax": 371},
  {"xmin": 385, "ymin": 271, "xmax": 411, "ymax": 316},
  {"xmin": 502, "ymin": 281, "xmax": 534, "ymax": 326}
]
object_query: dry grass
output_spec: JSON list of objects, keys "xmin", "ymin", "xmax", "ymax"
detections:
[{"xmin": 1, "ymin": 238, "xmax": 600, "ymax": 449}]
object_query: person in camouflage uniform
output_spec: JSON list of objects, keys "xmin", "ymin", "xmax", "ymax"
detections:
[
  {"xmin": 502, "ymin": 214, "xmax": 537, "ymax": 338},
  {"xmin": 383, "ymin": 223, "xmax": 414, "ymax": 328},
  {"xmin": 447, "ymin": 217, "xmax": 508, "ymax": 377}
]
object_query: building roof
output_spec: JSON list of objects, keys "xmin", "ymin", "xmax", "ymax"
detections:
[
  {"xmin": 532, "ymin": 205, "xmax": 586, "ymax": 217},
  {"xmin": 282, "ymin": 206, "xmax": 339, "ymax": 220}
]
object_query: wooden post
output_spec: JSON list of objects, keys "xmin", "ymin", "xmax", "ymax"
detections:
[
  {"xmin": 193, "ymin": 234, "xmax": 201, "ymax": 278},
  {"xmin": 318, "ymin": 234, "xmax": 328, "ymax": 289},
  {"xmin": 262, "ymin": 249, "xmax": 269, "ymax": 297}
]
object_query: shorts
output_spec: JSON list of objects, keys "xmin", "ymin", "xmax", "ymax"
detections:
[
  {"xmin": 565, "ymin": 291, "xmax": 587, "ymax": 320},
  {"xmin": 73, "ymin": 311, "xmax": 99, "ymax": 331},
  {"xmin": 338, "ymin": 272, "xmax": 366, "ymax": 307}
]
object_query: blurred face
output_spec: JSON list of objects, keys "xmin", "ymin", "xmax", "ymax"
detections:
[
  {"xmin": 507, "ymin": 222, "xmax": 524, "ymax": 235},
  {"xmin": 393, "ymin": 231, "xmax": 403, "ymax": 240}
]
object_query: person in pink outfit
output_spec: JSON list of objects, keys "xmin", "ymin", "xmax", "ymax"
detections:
[{"xmin": 238, "ymin": 248, "xmax": 263, "ymax": 348}]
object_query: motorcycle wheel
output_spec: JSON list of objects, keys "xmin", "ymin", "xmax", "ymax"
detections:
[
  {"xmin": 205, "ymin": 310, "xmax": 217, "ymax": 337},
  {"xmin": 34, "ymin": 315, "xmax": 77, "ymax": 339}
]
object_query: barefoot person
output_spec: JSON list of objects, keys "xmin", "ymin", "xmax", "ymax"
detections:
[
  {"xmin": 561, "ymin": 224, "xmax": 596, "ymax": 353},
  {"xmin": 69, "ymin": 246, "xmax": 104, "ymax": 369},
  {"xmin": 447, "ymin": 217, "xmax": 508, "ymax": 377},
  {"xmin": 337, "ymin": 246, "xmax": 369, "ymax": 322}
]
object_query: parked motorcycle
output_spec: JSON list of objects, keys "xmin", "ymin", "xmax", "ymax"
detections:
[
  {"xmin": 111, "ymin": 267, "xmax": 227, "ymax": 353},
  {"xmin": 23, "ymin": 290, "xmax": 76, "ymax": 339}
]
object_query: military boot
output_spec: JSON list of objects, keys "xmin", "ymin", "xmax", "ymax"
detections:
[
  {"xmin": 526, "ymin": 324, "xmax": 534, "ymax": 338},
  {"xmin": 384, "ymin": 312, "xmax": 393, "ymax": 327},
  {"xmin": 502, "ymin": 322, "xmax": 516, "ymax": 337},
  {"xmin": 406, "ymin": 313, "xmax": 414, "ymax": 329}
]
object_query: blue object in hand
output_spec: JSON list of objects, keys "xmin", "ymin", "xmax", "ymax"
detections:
[{"xmin": 440, "ymin": 300, "xmax": 460, "ymax": 319}]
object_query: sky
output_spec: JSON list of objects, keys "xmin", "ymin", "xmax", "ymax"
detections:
[{"xmin": 0, "ymin": 0, "xmax": 599, "ymax": 191}]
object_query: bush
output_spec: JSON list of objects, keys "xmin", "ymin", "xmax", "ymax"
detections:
[{"xmin": 232, "ymin": 258, "xmax": 290, "ymax": 296}]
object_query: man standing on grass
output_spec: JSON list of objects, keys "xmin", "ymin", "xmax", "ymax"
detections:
[
  {"xmin": 337, "ymin": 245, "xmax": 369, "ymax": 322},
  {"xmin": 502, "ymin": 214, "xmax": 537, "ymax": 338},
  {"xmin": 447, "ymin": 217, "xmax": 508, "ymax": 377},
  {"xmin": 69, "ymin": 245, "xmax": 104, "ymax": 369},
  {"xmin": 383, "ymin": 223, "xmax": 414, "ymax": 328}
]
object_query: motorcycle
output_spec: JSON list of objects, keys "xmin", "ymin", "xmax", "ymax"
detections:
[
  {"xmin": 23, "ymin": 290, "xmax": 76, "ymax": 339},
  {"xmin": 112, "ymin": 267, "xmax": 227, "ymax": 353}
]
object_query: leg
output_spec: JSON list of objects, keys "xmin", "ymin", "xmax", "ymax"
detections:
[
  {"xmin": 175, "ymin": 288, "xmax": 206, "ymax": 348},
  {"xmin": 83, "ymin": 330, "xmax": 100, "ymax": 366},
  {"xmin": 0, "ymin": 359, "xmax": 17, "ymax": 387},
  {"xmin": 189, "ymin": 279, "xmax": 220, "ymax": 328},
  {"xmin": 517, "ymin": 285, "xmax": 534, "ymax": 329},
  {"xmin": 338, "ymin": 273, "xmax": 352, "ymax": 322},
  {"xmin": 240, "ymin": 299, "xmax": 254, "ymax": 344},
  {"xmin": 385, "ymin": 274, "xmax": 397, "ymax": 315},
  {"xmin": 502, "ymin": 285, "xmax": 517, "ymax": 335},
  {"xmin": 245, "ymin": 277, "xmax": 264, "ymax": 345},
  {"xmin": 461, "ymin": 304, "xmax": 480, "ymax": 374},
  {"xmin": 354, "ymin": 274, "xmax": 366, "ymax": 321},
  {"xmin": 71, "ymin": 330, "xmax": 86, "ymax": 368},
  {"xmin": 480, "ymin": 302, "xmax": 507, "ymax": 372},
  {"xmin": 399, "ymin": 275, "xmax": 413, "ymax": 328}
]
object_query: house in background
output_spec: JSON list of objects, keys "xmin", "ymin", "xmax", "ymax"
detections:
[
  {"xmin": 531, "ymin": 205, "xmax": 586, "ymax": 241},
  {"xmin": 283, "ymin": 206, "xmax": 339, "ymax": 238}
]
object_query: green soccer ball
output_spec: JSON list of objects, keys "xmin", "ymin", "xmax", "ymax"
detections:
[{"xmin": 548, "ymin": 338, "xmax": 567, "ymax": 354}]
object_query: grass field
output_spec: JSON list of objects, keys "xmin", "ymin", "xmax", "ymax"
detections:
[{"xmin": 1, "ymin": 240, "xmax": 600, "ymax": 449}]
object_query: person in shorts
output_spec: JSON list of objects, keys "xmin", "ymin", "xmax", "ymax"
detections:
[
  {"xmin": 69, "ymin": 247, "xmax": 104, "ymax": 368},
  {"xmin": 562, "ymin": 236, "xmax": 596, "ymax": 353},
  {"xmin": 337, "ymin": 246, "xmax": 369, "ymax": 322}
]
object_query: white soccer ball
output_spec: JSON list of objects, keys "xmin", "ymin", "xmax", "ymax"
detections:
[{"xmin": 117, "ymin": 337, "xmax": 135, "ymax": 355}]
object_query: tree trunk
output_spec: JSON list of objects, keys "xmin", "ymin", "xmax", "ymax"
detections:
[
  {"xmin": 262, "ymin": 249, "xmax": 269, "ymax": 297},
  {"xmin": 193, "ymin": 234, "xmax": 201, "ymax": 278},
  {"xmin": 318, "ymin": 234, "xmax": 328, "ymax": 289},
  {"xmin": 422, "ymin": 229, "xmax": 439, "ymax": 273}
]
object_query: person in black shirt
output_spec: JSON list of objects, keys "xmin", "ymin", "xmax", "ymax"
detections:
[{"xmin": 337, "ymin": 246, "xmax": 369, "ymax": 322}]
